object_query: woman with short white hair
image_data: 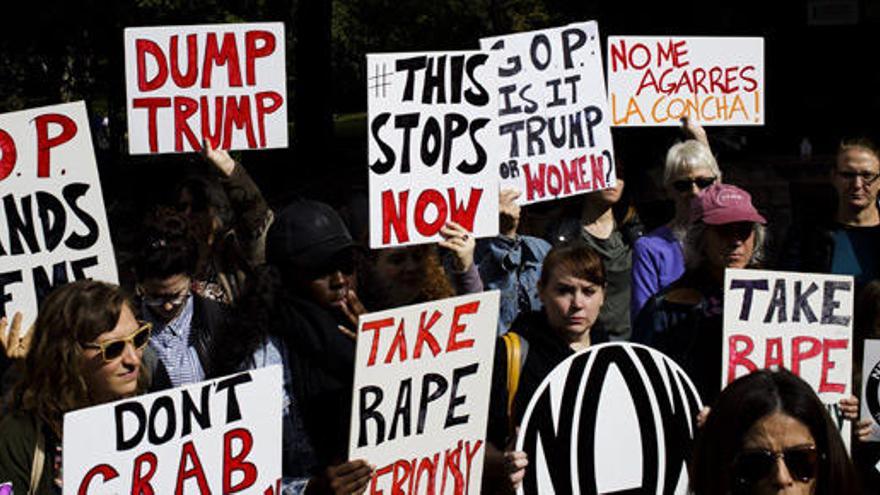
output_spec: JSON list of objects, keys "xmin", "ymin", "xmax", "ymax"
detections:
[{"xmin": 630, "ymin": 121, "xmax": 722, "ymax": 322}]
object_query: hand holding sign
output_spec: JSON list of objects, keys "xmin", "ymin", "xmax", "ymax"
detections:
[{"xmin": 0, "ymin": 313, "xmax": 32, "ymax": 360}]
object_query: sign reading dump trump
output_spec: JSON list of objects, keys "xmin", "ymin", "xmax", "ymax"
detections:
[
  {"xmin": 125, "ymin": 22, "xmax": 287, "ymax": 154},
  {"xmin": 481, "ymin": 22, "xmax": 615, "ymax": 204},
  {"xmin": 516, "ymin": 343, "xmax": 703, "ymax": 494},
  {"xmin": 0, "ymin": 101, "xmax": 118, "ymax": 328},
  {"xmin": 367, "ymin": 50, "xmax": 500, "ymax": 248},
  {"xmin": 607, "ymin": 36, "xmax": 764, "ymax": 126},
  {"xmin": 63, "ymin": 366, "xmax": 282, "ymax": 495},
  {"xmin": 349, "ymin": 291, "xmax": 499, "ymax": 494},
  {"xmin": 723, "ymin": 269, "xmax": 853, "ymax": 438}
]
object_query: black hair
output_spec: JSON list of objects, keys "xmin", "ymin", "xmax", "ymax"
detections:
[
  {"xmin": 691, "ymin": 369, "xmax": 859, "ymax": 495},
  {"xmin": 134, "ymin": 207, "xmax": 198, "ymax": 281}
]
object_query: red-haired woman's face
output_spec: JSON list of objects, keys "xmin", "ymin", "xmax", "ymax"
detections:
[
  {"xmin": 538, "ymin": 267, "xmax": 604, "ymax": 346},
  {"xmin": 81, "ymin": 304, "xmax": 143, "ymax": 403}
]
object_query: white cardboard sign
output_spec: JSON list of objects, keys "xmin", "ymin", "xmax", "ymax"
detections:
[
  {"xmin": 481, "ymin": 22, "xmax": 616, "ymax": 204},
  {"xmin": 861, "ymin": 339, "xmax": 880, "ymax": 442},
  {"xmin": 349, "ymin": 291, "xmax": 499, "ymax": 494},
  {"xmin": 0, "ymin": 101, "xmax": 118, "ymax": 331},
  {"xmin": 367, "ymin": 50, "xmax": 500, "ymax": 248},
  {"xmin": 124, "ymin": 22, "xmax": 288, "ymax": 154},
  {"xmin": 607, "ymin": 36, "xmax": 764, "ymax": 126},
  {"xmin": 723, "ymin": 269, "xmax": 853, "ymax": 441},
  {"xmin": 63, "ymin": 366, "xmax": 283, "ymax": 495},
  {"xmin": 516, "ymin": 343, "xmax": 702, "ymax": 494}
]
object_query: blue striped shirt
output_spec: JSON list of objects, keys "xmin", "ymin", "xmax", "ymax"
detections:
[{"xmin": 145, "ymin": 296, "xmax": 205, "ymax": 387}]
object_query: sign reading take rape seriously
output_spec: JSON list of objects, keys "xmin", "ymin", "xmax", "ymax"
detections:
[
  {"xmin": 723, "ymin": 269, "xmax": 852, "ymax": 442},
  {"xmin": 0, "ymin": 101, "xmax": 118, "ymax": 330},
  {"xmin": 481, "ymin": 22, "xmax": 616, "ymax": 204},
  {"xmin": 367, "ymin": 50, "xmax": 500, "ymax": 248},
  {"xmin": 349, "ymin": 291, "xmax": 499, "ymax": 494},
  {"xmin": 607, "ymin": 36, "xmax": 764, "ymax": 126},
  {"xmin": 63, "ymin": 367, "xmax": 282, "ymax": 495},
  {"xmin": 125, "ymin": 22, "xmax": 288, "ymax": 154}
]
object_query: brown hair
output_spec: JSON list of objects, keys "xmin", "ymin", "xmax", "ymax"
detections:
[
  {"xmin": 12, "ymin": 280, "xmax": 135, "ymax": 437},
  {"xmin": 838, "ymin": 137, "xmax": 880, "ymax": 162},
  {"xmin": 539, "ymin": 243, "xmax": 606, "ymax": 288}
]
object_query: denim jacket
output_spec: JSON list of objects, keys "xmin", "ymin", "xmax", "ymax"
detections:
[{"xmin": 475, "ymin": 235, "xmax": 551, "ymax": 335}]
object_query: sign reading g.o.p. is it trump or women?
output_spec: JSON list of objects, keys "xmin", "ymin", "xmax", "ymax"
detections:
[
  {"xmin": 349, "ymin": 291, "xmax": 499, "ymax": 494},
  {"xmin": 607, "ymin": 36, "xmax": 764, "ymax": 126},
  {"xmin": 63, "ymin": 366, "xmax": 282, "ymax": 495},
  {"xmin": 517, "ymin": 343, "xmax": 703, "ymax": 494},
  {"xmin": 367, "ymin": 50, "xmax": 500, "ymax": 248},
  {"xmin": 0, "ymin": 102, "xmax": 118, "ymax": 328},
  {"xmin": 481, "ymin": 22, "xmax": 616, "ymax": 204},
  {"xmin": 723, "ymin": 269, "xmax": 852, "ymax": 438},
  {"xmin": 124, "ymin": 22, "xmax": 287, "ymax": 154}
]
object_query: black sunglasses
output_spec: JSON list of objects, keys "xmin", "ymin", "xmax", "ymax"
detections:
[
  {"xmin": 82, "ymin": 322, "xmax": 153, "ymax": 362},
  {"xmin": 733, "ymin": 445, "xmax": 821, "ymax": 486},
  {"xmin": 672, "ymin": 176, "xmax": 716, "ymax": 192}
]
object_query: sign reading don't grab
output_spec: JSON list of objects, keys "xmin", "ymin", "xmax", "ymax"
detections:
[{"xmin": 516, "ymin": 343, "xmax": 702, "ymax": 495}]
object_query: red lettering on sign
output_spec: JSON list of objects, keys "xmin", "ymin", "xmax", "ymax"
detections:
[
  {"xmin": 819, "ymin": 339, "xmax": 848, "ymax": 394},
  {"xmin": 77, "ymin": 464, "xmax": 119, "ymax": 495},
  {"xmin": 447, "ymin": 301, "xmax": 478, "ymax": 352},
  {"xmin": 175, "ymin": 441, "xmax": 210, "ymax": 494},
  {"xmin": 727, "ymin": 334, "xmax": 758, "ymax": 384},
  {"xmin": 34, "ymin": 113, "xmax": 77, "ymax": 178},
  {"xmin": 132, "ymin": 97, "xmax": 172, "ymax": 152},
  {"xmin": 136, "ymin": 39, "xmax": 168, "ymax": 91},
  {"xmin": 362, "ymin": 317, "xmax": 395, "ymax": 367},
  {"xmin": 131, "ymin": 452, "xmax": 158, "ymax": 495},
  {"xmin": 223, "ymin": 428, "xmax": 258, "ymax": 493},
  {"xmin": 245, "ymin": 30, "xmax": 277, "ymax": 86}
]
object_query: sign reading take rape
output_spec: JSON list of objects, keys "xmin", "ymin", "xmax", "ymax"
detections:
[
  {"xmin": 481, "ymin": 22, "xmax": 616, "ymax": 204},
  {"xmin": 63, "ymin": 366, "xmax": 282, "ymax": 495},
  {"xmin": 723, "ymin": 269, "xmax": 852, "ymax": 441},
  {"xmin": 607, "ymin": 36, "xmax": 764, "ymax": 126},
  {"xmin": 0, "ymin": 102, "xmax": 117, "ymax": 329},
  {"xmin": 367, "ymin": 50, "xmax": 500, "ymax": 248},
  {"xmin": 349, "ymin": 291, "xmax": 499, "ymax": 494},
  {"xmin": 125, "ymin": 22, "xmax": 288, "ymax": 154}
]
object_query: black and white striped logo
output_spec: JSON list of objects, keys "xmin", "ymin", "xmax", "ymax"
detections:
[{"xmin": 516, "ymin": 343, "xmax": 703, "ymax": 495}]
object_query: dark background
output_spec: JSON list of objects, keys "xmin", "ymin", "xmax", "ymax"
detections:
[{"xmin": 2, "ymin": 0, "xmax": 878, "ymax": 250}]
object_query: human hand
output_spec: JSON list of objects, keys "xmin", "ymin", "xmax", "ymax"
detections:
[
  {"xmin": 201, "ymin": 137, "xmax": 236, "ymax": 177},
  {"xmin": 856, "ymin": 419, "xmax": 876, "ymax": 443},
  {"xmin": 338, "ymin": 290, "xmax": 366, "ymax": 340},
  {"xmin": 499, "ymin": 189, "xmax": 521, "ymax": 238},
  {"xmin": 681, "ymin": 116, "xmax": 709, "ymax": 148},
  {"xmin": 0, "ymin": 312, "xmax": 32, "ymax": 360},
  {"xmin": 839, "ymin": 395, "xmax": 859, "ymax": 421},
  {"xmin": 504, "ymin": 450, "xmax": 528, "ymax": 492},
  {"xmin": 439, "ymin": 221, "xmax": 476, "ymax": 273},
  {"xmin": 325, "ymin": 459, "xmax": 374, "ymax": 495},
  {"xmin": 696, "ymin": 406, "xmax": 711, "ymax": 429}
]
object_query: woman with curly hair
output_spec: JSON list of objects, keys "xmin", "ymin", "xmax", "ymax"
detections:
[{"xmin": 0, "ymin": 280, "xmax": 149, "ymax": 493}]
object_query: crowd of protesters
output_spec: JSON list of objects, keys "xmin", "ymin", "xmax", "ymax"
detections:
[{"xmin": 1, "ymin": 117, "xmax": 879, "ymax": 494}]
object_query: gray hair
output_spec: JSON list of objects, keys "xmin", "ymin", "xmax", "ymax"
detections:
[
  {"xmin": 683, "ymin": 222, "xmax": 767, "ymax": 271},
  {"xmin": 664, "ymin": 140, "xmax": 722, "ymax": 186}
]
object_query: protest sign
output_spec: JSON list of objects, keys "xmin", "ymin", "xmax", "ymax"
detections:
[
  {"xmin": 0, "ymin": 101, "xmax": 118, "ymax": 330},
  {"xmin": 367, "ymin": 50, "xmax": 500, "ymax": 248},
  {"xmin": 607, "ymin": 36, "xmax": 764, "ymax": 126},
  {"xmin": 723, "ymin": 269, "xmax": 853, "ymax": 441},
  {"xmin": 861, "ymin": 339, "xmax": 880, "ymax": 442},
  {"xmin": 125, "ymin": 22, "xmax": 288, "ymax": 154},
  {"xmin": 349, "ymin": 291, "xmax": 499, "ymax": 494},
  {"xmin": 481, "ymin": 21, "xmax": 615, "ymax": 204},
  {"xmin": 63, "ymin": 366, "xmax": 282, "ymax": 495},
  {"xmin": 516, "ymin": 343, "xmax": 702, "ymax": 494}
]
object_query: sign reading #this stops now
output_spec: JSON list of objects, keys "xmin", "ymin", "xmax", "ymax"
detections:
[
  {"xmin": 723, "ymin": 269, "xmax": 853, "ymax": 442},
  {"xmin": 63, "ymin": 366, "xmax": 282, "ymax": 495},
  {"xmin": 124, "ymin": 22, "xmax": 288, "ymax": 154},
  {"xmin": 366, "ymin": 50, "xmax": 500, "ymax": 248},
  {"xmin": 0, "ymin": 102, "xmax": 118, "ymax": 329},
  {"xmin": 607, "ymin": 36, "xmax": 764, "ymax": 126},
  {"xmin": 349, "ymin": 291, "xmax": 499, "ymax": 494}
]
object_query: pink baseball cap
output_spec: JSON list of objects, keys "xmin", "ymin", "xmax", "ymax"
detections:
[{"xmin": 690, "ymin": 183, "xmax": 767, "ymax": 225}]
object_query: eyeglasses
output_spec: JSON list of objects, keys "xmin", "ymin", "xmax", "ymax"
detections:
[
  {"xmin": 835, "ymin": 170, "xmax": 880, "ymax": 185},
  {"xmin": 733, "ymin": 445, "xmax": 821, "ymax": 486},
  {"xmin": 82, "ymin": 322, "xmax": 152, "ymax": 362},
  {"xmin": 672, "ymin": 176, "xmax": 716, "ymax": 192},
  {"xmin": 139, "ymin": 288, "xmax": 190, "ymax": 308}
]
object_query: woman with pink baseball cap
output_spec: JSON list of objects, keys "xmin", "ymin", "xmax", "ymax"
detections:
[{"xmin": 632, "ymin": 183, "xmax": 767, "ymax": 403}]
